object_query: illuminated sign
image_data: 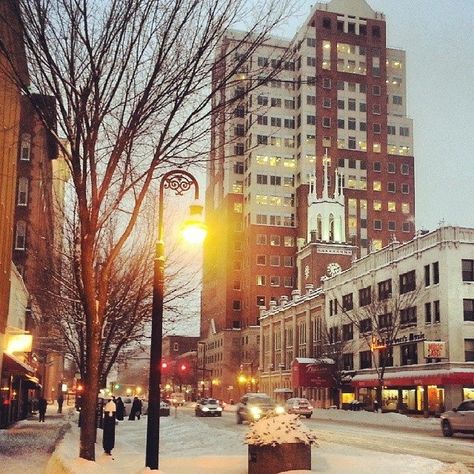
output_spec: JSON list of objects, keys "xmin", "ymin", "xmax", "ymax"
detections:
[
  {"xmin": 6, "ymin": 334, "xmax": 33, "ymax": 353},
  {"xmin": 423, "ymin": 341, "xmax": 447, "ymax": 359}
]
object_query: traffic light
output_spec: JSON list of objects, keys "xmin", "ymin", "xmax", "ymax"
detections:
[
  {"xmin": 161, "ymin": 361, "xmax": 168, "ymax": 369},
  {"xmin": 180, "ymin": 363, "xmax": 186, "ymax": 371}
]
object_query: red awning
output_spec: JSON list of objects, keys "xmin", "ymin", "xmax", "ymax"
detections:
[
  {"xmin": 2, "ymin": 353, "xmax": 35, "ymax": 375},
  {"xmin": 352, "ymin": 370, "xmax": 474, "ymax": 388}
]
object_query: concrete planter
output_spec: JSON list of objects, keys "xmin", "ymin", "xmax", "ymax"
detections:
[{"xmin": 248, "ymin": 442, "xmax": 311, "ymax": 474}]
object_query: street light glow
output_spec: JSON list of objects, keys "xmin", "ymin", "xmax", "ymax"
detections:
[{"xmin": 181, "ymin": 204, "xmax": 207, "ymax": 244}]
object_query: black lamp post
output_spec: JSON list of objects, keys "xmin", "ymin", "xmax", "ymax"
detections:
[{"xmin": 145, "ymin": 170, "xmax": 205, "ymax": 469}]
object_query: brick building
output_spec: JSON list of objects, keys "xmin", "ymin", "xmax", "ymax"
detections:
[{"xmin": 201, "ymin": 0, "xmax": 415, "ymax": 398}]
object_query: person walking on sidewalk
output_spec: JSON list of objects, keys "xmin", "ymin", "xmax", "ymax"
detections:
[
  {"xmin": 57, "ymin": 393, "xmax": 64, "ymax": 413},
  {"xmin": 38, "ymin": 397, "xmax": 47, "ymax": 422}
]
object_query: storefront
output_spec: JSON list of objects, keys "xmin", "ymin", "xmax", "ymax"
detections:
[
  {"xmin": 352, "ymin": 367, "xmax": 474, "ymax": 413},
  {"xmin": 1, "ymin": 353, "xmax": 41, "ymax": 428}
]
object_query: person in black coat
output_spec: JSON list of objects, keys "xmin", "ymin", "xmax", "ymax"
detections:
[
  {"xmin": 38, "ymin": 397, "xmax": 47, "ymax": 422},
  {"xmin": 102, "ymin": 399, "xmax": 116, "ymax": 455},
  {"xmin": 128, "ymin": 396, "xmax": 142, "ymax": 420},
  {"xmin": 115, "ymin": 397, "xmax": 125, "ymax": 421}
]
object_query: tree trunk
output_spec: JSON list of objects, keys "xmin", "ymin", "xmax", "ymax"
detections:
[{"xmin": 79, "ymin": 325, "xmax": 101, "ymax": 460}]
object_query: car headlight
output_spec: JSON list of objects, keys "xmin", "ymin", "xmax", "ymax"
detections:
[
  {"xmin": 202, "ymin": 406, "xmax": 209, "ymax": 411},
  {"xmin": 275, "ymin": 405, "xmax": 285, "ymax": 415},
  {"xmin": 217, "ymin": 407, "xmax": 222, "ymax": 411},
  {"xmin": 250, "ymin": 406, "xmax": 262, "ymax": 418},
  {"xmin": 307, "ymin": 405, "xmax": 313, "ymax": 410}
]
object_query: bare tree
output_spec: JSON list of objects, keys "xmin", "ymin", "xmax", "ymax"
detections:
[
  {"xmin": 316, "ymin": 322, "xmax": 353, "ymax": 408},
  {"xmin": 0, "ymin": 0, "xmax": 293, "ymax": 460},
  {"xmin": 339, "ymin": 283, "xmax": 421, "ymax": 410}
]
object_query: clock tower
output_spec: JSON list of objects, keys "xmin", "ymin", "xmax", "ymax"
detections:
[{"xmin": 297, "ymin": 152, "xmax": 356, "ymax": 290}]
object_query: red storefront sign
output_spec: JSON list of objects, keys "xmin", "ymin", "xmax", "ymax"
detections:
[
  {"xmin": 292, "ymin": 360, "xmax": 335, "ymax": 388},
  {"xmin": 353, "ymin": 371, "xmax": 474, "ymax": 388}
]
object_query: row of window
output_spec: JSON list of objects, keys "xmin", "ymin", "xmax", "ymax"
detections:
[
  {"xmin": 255, "ymin": 214, "xmax": 295, "ymax": 227},
  {"xmin": 256, "ymin": 234, "xmax": 294, "ymax": 247},
  {"xmin": 255, "ymin": 194, "xmax": 294, "ymax": 207},
  {"xmin": 343, "ymin": 339, "xmax": 474, "ymax": 367},
  {"xmin": 255, "ymin": 174, "xmax": 294, "ymax": 187},
  {"xmin": 256, "ymin": 275, "xmax": 294, "ymax": 287},
  {"xmin": 256, "ymin": 255, "xmax": 294, "ymax": 266},
  {"xmin": 339, "ymin": 159, "xmax": 410, "ymax": 176},
  {"xmin": 232, "ymin": 288, "xmax": 295, "ymax": 311},
  {"xmin": 319, "ymin": 18, "xmax": 382, "ymax": 39}
]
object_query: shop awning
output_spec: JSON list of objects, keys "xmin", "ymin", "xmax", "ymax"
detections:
[
  {"xmin": 2, "ymin": 352, "xmax": 35, "ymax": 375},
  {"xmin": 23, "ymin": 374, "xmax": 42, "ymax": 389},
  {"xmin": 352, "ymin": 368, "xmax": 474, "ymax": 388}
]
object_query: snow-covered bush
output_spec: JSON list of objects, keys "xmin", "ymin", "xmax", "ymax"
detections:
[{"xmin": 245, "ymin": 413, "xmax": 318, "ymax": 447}]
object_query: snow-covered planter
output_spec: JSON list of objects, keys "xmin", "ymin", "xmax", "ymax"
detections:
[{"xmin": 245, "ymin": 413, "xmax": 317, "ymax": 474}]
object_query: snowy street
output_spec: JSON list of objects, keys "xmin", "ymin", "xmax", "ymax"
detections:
[{"xmin": 45, "ymin": 407, "xmax": 473, "ymax": 473}]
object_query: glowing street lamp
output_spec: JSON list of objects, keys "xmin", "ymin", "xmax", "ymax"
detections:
[{"xmin": 146, "ymin": 170, "xmax": 206, "ymax": 470}]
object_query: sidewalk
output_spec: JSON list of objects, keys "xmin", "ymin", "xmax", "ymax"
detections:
[{"xmin": 0, "ymin": 406, "xmax": 71, "ymax": 474}]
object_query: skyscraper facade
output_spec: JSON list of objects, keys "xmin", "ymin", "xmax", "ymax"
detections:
[{"xmin": 202, "ymin": 0, "xmax": 415, "ymax": 339}]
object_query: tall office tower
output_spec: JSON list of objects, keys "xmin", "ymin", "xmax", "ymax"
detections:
[{"xmin": 202, "ymin": 0, "xmax": 415, "ymax": 336}]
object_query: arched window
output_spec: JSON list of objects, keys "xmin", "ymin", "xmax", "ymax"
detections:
[
  {"xmin": 329, "ymin": 213, "xmax": 335, "ymax": 241},
  {"xmin": 17, "ymin": 177, "xmax": 29, "ymax": 206},
  {"xmin": 316, "ymin": 214, "xmax": 322, "ymax": 240},
  {"xmin": 20, "ymin": 134, "xmax": 31, "ymax": 161},
  {"xmin": 15, "ymin": 221, "xmax": 27, "ymax": 249}
]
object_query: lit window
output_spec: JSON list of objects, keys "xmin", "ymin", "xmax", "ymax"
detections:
[
  {"xmin": 373, "ymin": 143, "xmax": 381, "ymax": 153},
  {"xmin": 234, "ymin": 203, "xmax": 242, "ymax": 213},
  {"xmin": 373, "ymin": 181, "xmax": 381, "ymax": 191},
  {"xmin": 388, "ymin": 202, "xmax": 396, "ymax": 212},
  {"xmin": 373, "ymin": 200, "xmax": 382, "ymax": 211},
  {"xmin": 402, "ymin": 203, "xmax": 410, "ymax": 214},
  {"xmin": 284, "ymin": 236, "xmax": 294, "ymax": 247},
  {"xmin": 256, "ymin": 275, "xmax": 266, "ymax": 286},
  {"xmin": 372, "ymin": 240, "xmax": 383, "ymax": 251}
]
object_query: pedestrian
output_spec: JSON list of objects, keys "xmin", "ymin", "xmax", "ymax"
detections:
[
  {"xmin": 38, "ymin": 396, "xmax": 47, "ymax": 422},
  {"xmin": 57, "ymin": 393, "xmax": 64, "ymax": 413},
  {"xmin": 373, "ymin": 399, "xmax": 379, "ymax": 413},
  {"xmin": 128, "ymin": 396, "xmax": 142, "ymax": 421},
  {"xmin": 115, "ymin": 396, "xmax": 125, "ymax": 421},
  {"xmin": 102, "ymin": 398, "xmax": 116, "ymax": 456}
]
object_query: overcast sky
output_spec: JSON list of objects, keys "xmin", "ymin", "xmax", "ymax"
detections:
[{"xmin": 282, "ymin": 0, "xmax": 474, "ymax": 231}]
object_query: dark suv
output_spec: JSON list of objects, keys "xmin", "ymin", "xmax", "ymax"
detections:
[{"xmin": 236, "ymin": 393, "xmax": 284, "ymax": 424}]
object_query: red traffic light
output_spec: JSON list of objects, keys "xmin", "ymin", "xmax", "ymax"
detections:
[
  {"xmin": 161, "ymin": 361, "xmax": 168, "ymax": 369},
  {"xmin": 180, "ymin": 364, "xmax": 186, "ymax": 371}
]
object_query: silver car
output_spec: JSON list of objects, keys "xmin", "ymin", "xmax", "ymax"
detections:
[
  {"xmin": 285, "ymin": 397, "xmax": 313, "ymax": 418},
  {"xmin": 440, "ymin": 400, "xmax": 474, "ymax": 437}
]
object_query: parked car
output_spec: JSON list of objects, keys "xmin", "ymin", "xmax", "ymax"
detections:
[
  {"xmin": 440, "ymin": 400, "xmax": 474, "ymax": 437},
  {"xmin": 195, "ymin": 398, "xmax": 223, "ymax": 417},
  {"xmin": 160, "ymin": 400, "xmax": 170, "ymax": 417},
  {"xmin": 285, "ymin": 397, "xmax": 313, "ymax": 418},
  {"xmin": 236, "ymin": 393, "xmax": 284, "ymax": 424}
]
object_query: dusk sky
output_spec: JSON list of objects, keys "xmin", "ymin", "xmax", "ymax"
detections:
[{"xmin": 283, "ymin": 0, "xmax": 474, "ymax": 231}]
